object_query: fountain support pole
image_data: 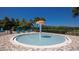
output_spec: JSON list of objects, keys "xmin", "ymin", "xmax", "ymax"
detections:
[
  {"xmin": 36, "ymin": 20, "xmax": 44, "ymax": 40},
  {"xmin": 40, "ymin": 24, "xmax": 42, "ymax": 33},
  {"xmin": 39, "ymin": 24, "xmax": 42, "ymax": 40}
]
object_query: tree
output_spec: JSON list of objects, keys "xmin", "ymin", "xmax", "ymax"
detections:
[
  {"xmin": 11, "ymin": 18, "xmax": 15, "ymax": 26},
  {"xmin": 3, "ymin": 16, "xmax": 13, "ymax": 34},
  {"xmin": 72, "ymin": 7, "xmax": 79, "ymax": 17},
  {"xmin": 41, "ymin": 17, "xmax": 46, "ymax": 21},
  {"xmin": 0, "ymin": 20, "xmax": 4, "ymax": 28},
  {"xmin": 4, "ymin": 17, "xmax": 11, "ymax": 30},
  {"xmin": 15, "ymin": 19, "xmax": 20, "ymax": 26},
  {"xmin": 21, "ymin": 18, "xmax": 27, "ymax": 26},
  {"xmin": 29, "ymin": 19, "xmax": 34, "ymax": 30},
  {"xmin": 21, "ymin": 18, "xmax": 28, "ymax": 30},
  {"xmin": 34, "ymin": 17, "xmax": 46, "ymax": 22}
]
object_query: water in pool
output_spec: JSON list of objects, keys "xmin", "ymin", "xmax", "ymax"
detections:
[{"xmin": 16, "ymin": 33, "xmax": 65, "ymax": 46}]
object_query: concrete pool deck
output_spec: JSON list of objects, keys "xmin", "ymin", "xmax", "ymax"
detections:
[{"xmin": 0, "ymin": 32, "xmax": 79, "ymax": 51}]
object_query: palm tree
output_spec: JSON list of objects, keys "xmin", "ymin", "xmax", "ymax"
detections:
[
  {"xmin": 29, "ymin": 19, "xmax": 35, "ymax": 31},
  {"xmin": 34, "ymin": 17, "xmax": 46, "ymax": 25},
  {"xmin": 72, "ymin": 7, "xmax": 79, "ymax": 17},
  {"xmin": 3, "ymin": 17, "xmax": 13, "ymax": 34},
  {"xmin": 34, "ymin": 17, "xmax": 46, "ymax": 22},
  {"xmin": 21, "ymin": 18, "xmax": 28, "ymax": 30},
  {"xmin": 0, "ymin": 20, "xmax": 4, "ymax": 28},
  {"xmin": 15, "ymin": 19, "xmax": 20, "ymax": 26}
]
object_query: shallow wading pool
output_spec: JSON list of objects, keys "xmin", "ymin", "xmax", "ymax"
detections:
[{"xmin": 11, "ymin": 33, "xmax": 71, "ymax": 48}]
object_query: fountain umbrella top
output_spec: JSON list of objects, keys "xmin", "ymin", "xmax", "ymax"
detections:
[{"xmin": 36, "ymin": 20, "xmax": 45, "ymax": 25}]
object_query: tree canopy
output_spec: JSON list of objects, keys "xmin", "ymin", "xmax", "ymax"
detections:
[{"xmin": 72, "ymin": 7, "xmax": 79, "ymax": 17}]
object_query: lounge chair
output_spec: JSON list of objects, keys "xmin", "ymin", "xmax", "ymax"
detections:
[
  {"xmin": 16, "ymin": 27, "xmax": 22, "ymax": 33},
  {"xmin": 21, "ymin": 30, "xmax": 26, "ymax": 33},
  {"xmin": 16, "ymin": 30, "xmax": 20, "ymax": 33}
]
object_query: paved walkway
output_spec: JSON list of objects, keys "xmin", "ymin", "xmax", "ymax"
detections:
[{"xmin": 0, "ymin": 33, "xmax": 79, "ymax": 51}]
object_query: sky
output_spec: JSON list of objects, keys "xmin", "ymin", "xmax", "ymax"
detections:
[{"xmin": 0, "ymin": 7, "xmax": 79, "ymax": 27}]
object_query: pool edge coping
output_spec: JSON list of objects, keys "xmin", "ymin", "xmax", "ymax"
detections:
[{"xmin": 10, "ymin": 32, "xmax": 72, "ymax": 48}]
